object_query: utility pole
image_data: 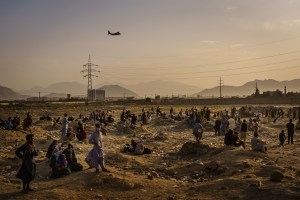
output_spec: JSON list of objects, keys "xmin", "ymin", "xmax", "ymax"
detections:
[
  {"xmin": 81, "ymin": 55, "xmax": 100, "ymax": 101},
  {"xmin": 218, "ymin": 77, "xmax": 224, "ymax": 98}
]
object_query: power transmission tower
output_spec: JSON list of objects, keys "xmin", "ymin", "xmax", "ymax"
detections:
[
  {"xmin": 81, "ymin": 55, "xmax": 100, "ymax": 101},
  {"xmin": 218, "ymin": 77, "xmax": 224, "ymax": 98}
]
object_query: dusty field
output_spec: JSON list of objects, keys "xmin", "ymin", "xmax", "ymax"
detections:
[{"xmin": 0, "ymin": 103, "xmax": 299, "ymax": 200}]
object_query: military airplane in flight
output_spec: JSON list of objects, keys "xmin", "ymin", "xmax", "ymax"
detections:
[{"xmin": 108, "ymin": 30, "xmax": 121, "ymax": 36}]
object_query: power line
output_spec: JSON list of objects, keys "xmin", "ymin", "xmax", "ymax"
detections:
[
  {"xmin": 101, "ymin": 57, "xmax": 300, "ymax": 77},
  {"xmin": 100, "ymin": 49, "xmax": 300, "ymax": 70},
  {"xmin": 100, "ymin": 65, "xmax": 300, "ymax": 80}
]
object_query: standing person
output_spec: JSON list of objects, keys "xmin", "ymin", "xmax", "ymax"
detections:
[
  {"xmin": 214, "ymin": 118, "xmax": 221, "ymax": 136},
  {"xmin": 286, "ymin": 119, "xmax": 295, "ymax": 144},
  {"xmin": 88, "ymin": 124, "xmax": 109, "ymax": 173},
  {"xmin": 240, "ymin": 120, "xmax": 248, "ymax": 144},
  {"xmin": 193, "ymin": 120, "xmax": 203, "ymax": 142},
  {"xmin": 253, "ymin": 119, "xmax": 259, "ymax": 134},
  {"xmin": 220, "ymin": 117, "xmax": 229, "ymax": 136},
  {"xmin": 61, "ymin": 113, "xmax": 69, "ymax": 140},
  {"xmin": 15, "ymin": 134, "xmax": 38, "ymax": 193}
]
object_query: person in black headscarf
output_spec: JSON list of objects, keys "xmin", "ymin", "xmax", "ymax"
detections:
[{"xmin": 15, "ymin": 134, "xmax": 38, "ymax": 193}]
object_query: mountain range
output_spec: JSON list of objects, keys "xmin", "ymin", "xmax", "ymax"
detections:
[
  {"xmin": 99, "ymin": 85, "xmax": 139, "ymax": 98},
  {"xmin": 193, "ymin": 79, "xmax": 300, "ymax": 97},
  {"xmin": 1, "ymin": 79, "xmax": 300, "ymax": 100},
  {"xmin": 0, "ymin": 86, "xmax": 29, "ymax": 100},
  {"xmin": 127, "ymin": 80, "xmax": 201, "ymax": 97}
]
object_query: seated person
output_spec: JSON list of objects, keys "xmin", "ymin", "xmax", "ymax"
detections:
[
  {"xmin": 279, "ymin": 130, "xmax": 286, "ymax": 146},
  {"xmin": 4, "ymin": 117, "xmax": 13, "ymax": 130},
  {"xmin": 11, "ymin": 116, "xmax": 20, "ymax": 130},
  {"xmin": 135, "ymin": 140, "xmax": 144, "ymax": 155},
  {"xmin": 62, "ymin": 144, "xmax": 83, "ymax": 172},
  {"xmin": 23, "ymin": 113, "xmax": 33, "ymax": 129},
  {"xmin": 46, "ymin": 140, "xmax": 58, "ymax": 159},
  {"xmin": 224, "ymin": 129, "xmax": 245, "ymax": 149},
  {"xmin": 67, "ymin": 127, "xmax": 76, "ymax": 141},
  {"xmin": 76, "ymin": 122, "xmax": 87, "ymax": 141},
  {"xmin": 107, "ymin": 115, "xmax": 114, "ymax": 123},
  {"xmin": 251, "ymin": 132, "xmax": 267, "ymax": 153},
  {"xmin": 50, "ymin": 152, "xmax": 71, "ymax": 179}
]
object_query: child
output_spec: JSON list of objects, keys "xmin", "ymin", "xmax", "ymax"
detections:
[{"xmin": 279, "ymin": 130, "xmax": 286, "ymax": 146}]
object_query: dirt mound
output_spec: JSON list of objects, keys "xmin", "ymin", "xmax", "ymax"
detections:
[
  {"xmin": 178, "ymin": 142, "xmax": 211, "ymax": 155},
  {"xmin": 153, "ymin": 118, "xmax": 176, "ymax": 126}
]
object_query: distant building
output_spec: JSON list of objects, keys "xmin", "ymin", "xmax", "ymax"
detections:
[
  {"xmin": 88, "ymin": 89, "xmax": 105, "ymax": 101},
  {"xmin": 27, "ymin": 97, "xmax": 48, "ymax": 101}
]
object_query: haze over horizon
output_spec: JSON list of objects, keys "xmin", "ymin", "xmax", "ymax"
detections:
[{"xmin": 1, "ymin": 0, "xmax": 300, "ymax": 90}]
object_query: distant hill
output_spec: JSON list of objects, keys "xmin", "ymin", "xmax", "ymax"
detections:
[
  {"xmin": 193, "ymin": 79, "xmax": 300, "ymax": 97},
  {"xmin": 0, "ymin": 85, "xmax": 29, "ymax": 100},
  {"xmin": 128, "ymin": 80, "xmax": 201, "ymax": 97},
  {"xmin": 99, "ymin": 85, "xmax": 139, "ymax": 98},
  {"xmin": 19, "ymin": 81, "xmax": 87, "ymax": 96}
]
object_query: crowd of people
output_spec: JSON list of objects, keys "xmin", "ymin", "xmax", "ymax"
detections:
[{"xmin": 12, "ymin": 105, "xmax": 298, "ymax": 194}]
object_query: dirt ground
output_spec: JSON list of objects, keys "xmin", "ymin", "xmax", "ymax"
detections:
[{"xmin": 0, "ymin": 103, "xmax": 299, "ymax": 200}]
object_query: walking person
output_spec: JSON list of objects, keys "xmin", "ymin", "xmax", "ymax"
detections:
[
  {"xmin": 61, "ymin": 113, "xmax": 69, "ymax": 140},
  {"xmin": 88, "ymin": 124, "xmax": 109, "ymax": 172},
  {"xmin": 15, "ymin": 134, "xmax": 38, "ymax": 193},
  {"xmin": 286, "ymin": 119, "xmax": 295, "ymax": 144}
]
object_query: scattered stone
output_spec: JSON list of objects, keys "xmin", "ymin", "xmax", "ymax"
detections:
[
  {"xmin": 151, "ymin": 171, "xmax": 159, "ymax": 178},
  {"xmin": 270, "ymin": 170, "xmax": 284, "ymax": 182},
  {"xmin": 164, "ymin": 168, "xmax": 176, "ymax": 176},
  {"xmin": 205, "ymin": 161, "xmax": 219, "ymax": 172},
  {"xmin": 147, "ymin": 174, "xmax": 154, "ymax": 180},
  {"xmin": 266, "ymin": 161, "xmax": 275, "ymax": 166},
  {"xmin": 96, "ymin": 194, "xmax": 102, "ymax": 199},
  {"xmin": 215, "ymin": 166, "xmax": 226, "ymax": 174},
  {"xmin": 168, "ymin": 194, "xmax": 176, "ymax": 200},
  {"xmin": 154, "ymin": 131, "xmax": 168, "ymax": 140}
]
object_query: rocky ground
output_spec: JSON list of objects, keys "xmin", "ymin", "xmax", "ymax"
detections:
[{"xmin": 0, "ymin": 103, "xmax": 299, "ymax": 200}]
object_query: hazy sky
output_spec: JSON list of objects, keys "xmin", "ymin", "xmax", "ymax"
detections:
[{"xmin": 1, "ymin": 0, "xmax": 300, "ymax": 90}]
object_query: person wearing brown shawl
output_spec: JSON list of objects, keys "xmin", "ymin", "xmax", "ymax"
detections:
[{"xmin": 15, "ymin": 134, "xmax": 38, "ymax": 193}]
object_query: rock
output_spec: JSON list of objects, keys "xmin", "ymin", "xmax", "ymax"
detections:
[
  {"xmin": 147, "ymin": 174, "xmax": 154, "ymax": 180},
  {"xmin": 244, "ymin": 175, "xmax": 252, "ymax": 179},
  {"xmin": 243, "ymin": 162, "xmax": 252, "ymax": 169},
  {"xmin": 215, "ymin": 167, "xmax": 226, "ymax": 175},
  {"xmin": 151, "ymin": 171, "xmax": 159, "ymax": 178},
  {"xmin": 168, "ymin": 194, "xmax": 176, "ymax": 200},
  {"xmin": 266, "ymin": 161, "xmax": 275, "ymax": 166},
  {"xmin": 164, "ymin": 168, "xmax": 176, "ymax": 176},
  {"xmin": 96, "ymin": 194, "xmax": 102, "ymax": 199},
  {"xmin": 154, "ymin": 131, "xmax": 168, "ymax": 140},
  {"xmin": 270, "ymin": 170, "xmax": 284, "ymax": 182},
  {"xmin": 205, "ymin": 161, "xmax": 219, "ymax": 172}
]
